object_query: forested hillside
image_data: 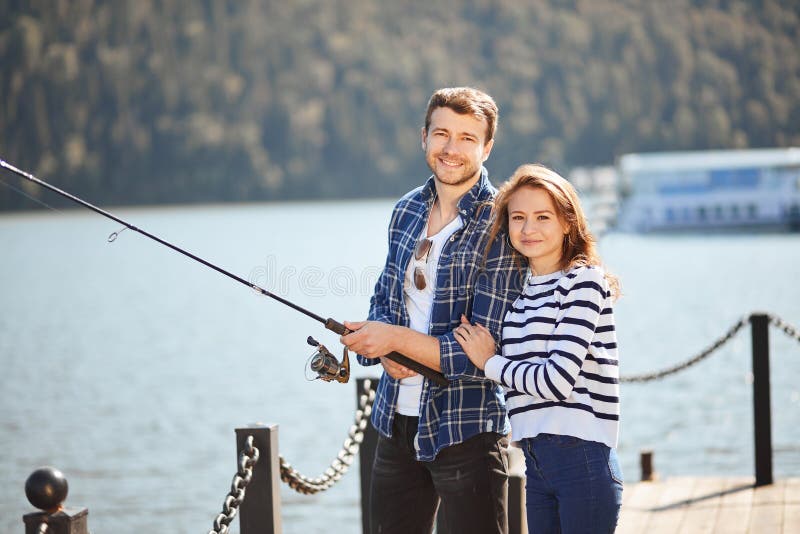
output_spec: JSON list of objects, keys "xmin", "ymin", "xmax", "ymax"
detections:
[{"xmin": 1, "ymin": 0, "xmax": 798, "ymax": 209}]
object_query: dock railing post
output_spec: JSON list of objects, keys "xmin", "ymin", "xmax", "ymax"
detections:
[
  {"xmin": 236, "ymin": 424, "xmax": 282, "ymax": 534},
  {"xmin": 750, "ymin": 313, "xmax": 773, "ymax": 487},
  {"xmin": 640, "ymin": 449, "xmax": 655, "ymax": 482},
  {"xmin": 23, "ymin": 508, "xmax": 89, "ymax": 534},
  {"xmin": 357, "ymin": 378, "xmax": 379, "ymax": 534},
  {"xmin": 22, "ymin": 467, "xmax": 89, "ymax": 534}
]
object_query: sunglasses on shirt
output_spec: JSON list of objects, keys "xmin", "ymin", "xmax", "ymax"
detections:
[{"xmin": 413, "ymin": 238, "xmax": 433, "ymax": 290}]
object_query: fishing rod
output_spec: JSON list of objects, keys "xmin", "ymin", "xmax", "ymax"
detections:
[{"xmin": 0, "ymin": 158, "xmax": 449, "ymax": 387}]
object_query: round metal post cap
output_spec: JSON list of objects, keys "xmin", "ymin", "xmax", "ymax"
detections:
[{"xmin": 25, "ymin": 466, "xmax": 68, "ymax": 512}]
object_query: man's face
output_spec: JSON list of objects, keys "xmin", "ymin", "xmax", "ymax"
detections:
[{"xmin": 422, "ymin": 107, "xmax": 494, "ymax": 188}]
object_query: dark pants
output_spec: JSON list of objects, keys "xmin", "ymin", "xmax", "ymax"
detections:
[{"xmin": 369, "ymin": 414, "xmax": 509, "ymax": 534}]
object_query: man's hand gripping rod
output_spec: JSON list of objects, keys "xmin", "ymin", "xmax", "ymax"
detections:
[{"xmin": 323, "ymin": 318, "xmax": 449, "ymax": 387}]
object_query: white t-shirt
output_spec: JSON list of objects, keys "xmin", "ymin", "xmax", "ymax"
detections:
[{"xmin": 395, "ymin": 215, "xmax": 463, "ymax": 416}]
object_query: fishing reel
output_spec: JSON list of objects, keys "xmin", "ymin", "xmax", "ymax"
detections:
[{"xmin": 306, "ymin": 336, "xmax": 350, "ymax": 383}]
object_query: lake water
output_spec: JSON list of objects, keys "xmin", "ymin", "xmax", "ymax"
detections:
[{"xmin": 1, "ymin": 200, "xmax": 799, "ymax": 533}]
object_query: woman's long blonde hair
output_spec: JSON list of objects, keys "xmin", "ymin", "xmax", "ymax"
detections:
[{"xmin": 487, "ymin": 163, "xmax": 620, "ymax": 297}]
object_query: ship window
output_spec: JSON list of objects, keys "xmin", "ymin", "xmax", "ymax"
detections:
[
  {"xmin": 697, "ymin": 206, "xmax": 707, "ymax": 221},
  {"xmin": 747, "ymin": 204, "xmax": 758, "ymax": 218},
  {"xmin": 665, "ymin": 207, "xmax": 675, "ymax": 222},
  {"xmin": 714, "ymin": 205, "xmax": 724, "ymax": 219},
  {"xmin": 731, "ymin": 205, "xmax": 740, "ymax": 219}
]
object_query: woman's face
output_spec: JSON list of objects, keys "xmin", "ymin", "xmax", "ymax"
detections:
[{"xmin": 507, "ymin": 185, "xmax": 569, "ymax": 275}]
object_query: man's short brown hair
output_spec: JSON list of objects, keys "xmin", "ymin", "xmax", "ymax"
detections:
[{"xmin": 424, "ymin": 87, "xmax": 499, "ymax": 142}]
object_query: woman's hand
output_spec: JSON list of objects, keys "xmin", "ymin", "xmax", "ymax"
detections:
[{"xmin": 454, "ymin": 314, "xmax": 497, "ymax": 370}]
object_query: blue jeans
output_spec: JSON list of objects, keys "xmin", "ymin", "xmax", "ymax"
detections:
[
  {"xmin": 369, "ymin": 414, "xmax": 509, "ymax": 534},
  {"xmin": 521, "ymin": 434, "xmax": 623, "ymax": 534}
]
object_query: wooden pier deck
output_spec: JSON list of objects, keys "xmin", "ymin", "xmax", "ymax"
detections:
[{"xmin": 617, "ymin": 477, "xmax": 800, "ymax": 533}]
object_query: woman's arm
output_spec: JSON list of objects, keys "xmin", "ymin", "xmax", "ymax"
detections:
[{"xmin": 484, "ymin": 268, "xmax": 609, "ymax": 400}]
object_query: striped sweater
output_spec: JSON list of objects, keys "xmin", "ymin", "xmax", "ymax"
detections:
[{"xmin": 484, "ymin": 265, "xmax": 620, "ymax": 448}]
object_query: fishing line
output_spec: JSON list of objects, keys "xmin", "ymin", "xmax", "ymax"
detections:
[
  {"xmin": 0, "ymin": 157, "xmax": 449, "ymax": 386},
  {"xmin": 0, "ymin": 175, "xmax": 64, "ymax": 213}
]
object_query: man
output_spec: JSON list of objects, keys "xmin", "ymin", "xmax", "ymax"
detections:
[{"xmin": 341, "ymin": 87, "xmax": 525, "ymax": 534}]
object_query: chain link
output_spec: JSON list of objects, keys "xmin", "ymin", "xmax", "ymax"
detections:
[
  {"xmin": 279, "ymin": 379, "xmax": 376, "ymax": 495},
  {"xmin": 621, "ymin": 312, "xmax": 800, "ymax": 383},
  {"xmin": 768, "ymin": 313, "xmax": 800, "ymax": 343},
  {"xmin": 620, "ymin": 316, "xmax": 749, "ymax": 383},
  {"xmin": 208, "ymin": 435, "xmax": 260, "ymax": 534}
]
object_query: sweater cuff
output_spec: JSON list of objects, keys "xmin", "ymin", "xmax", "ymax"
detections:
[{"xmin": 484, "ymin": 355, "xmax": 506, "ymax": 384}]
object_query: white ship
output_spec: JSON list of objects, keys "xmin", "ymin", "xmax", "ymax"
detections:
[{"xmin": 615, "ymin": 148, "xmax": 800, "ymax": 232}]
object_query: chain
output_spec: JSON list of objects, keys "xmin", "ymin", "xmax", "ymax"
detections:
[
  {"xmin": 768, "ymin": 313, "xmax": 800, "ymax": 343},
  {"xmin": 279, "ymin": 379, "xmax": 376, "ymax": 495},
  {"xmin": 208, "ymin": 435, "xmax": 260, "ymax": 534},
  {"xmin": 621, "ymin": 312, "xmax": 800, "ymax": 383},
  {"xmin": 620, "ymin": 316, "xmax": 749, "ymax": 383}
]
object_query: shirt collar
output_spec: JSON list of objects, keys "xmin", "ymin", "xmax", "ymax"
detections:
[{"xmin": 419, "ymin": 166, "xmax": 493, "ymax": 219}]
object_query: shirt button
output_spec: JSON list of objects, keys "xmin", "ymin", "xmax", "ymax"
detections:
[{"xmin": 449, "ymin": 236, "xmax": 455, "ymax": 242}]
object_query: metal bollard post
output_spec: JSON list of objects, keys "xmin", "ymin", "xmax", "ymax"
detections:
[
  {"xmin": 236, "ymin": 424, "xmax": 282, "ymax": 534},
  {"xmin": 640, "ymin": 449, "xmax": 655, "ymax": 481},
  {"xmin": 357, "ymin": 378, "xmax": 380, "ymax": 534},
  {"xmin": 22, "ymin": 467, "xmax": 89, "ymax": 534},
  {"xmin": 750, "ymin": 313, "xmax": 773, "ymax": 486}
]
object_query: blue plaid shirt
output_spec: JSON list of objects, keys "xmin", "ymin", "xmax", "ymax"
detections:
[{"xmin": 358, "ymin": 167, "xmax": 526, "ymax": 461}]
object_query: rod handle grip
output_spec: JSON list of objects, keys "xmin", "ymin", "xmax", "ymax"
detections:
[
  {"xmin": 384, "ymin": 351, "xmax": 450, "ymax": 387},
  {"xmin": 325, "ymin": 318, "xmax": 449, "ymax": 387},
  {"xmin": 325, "ymin": 318, "xmax": 349, "ymax": 335}
]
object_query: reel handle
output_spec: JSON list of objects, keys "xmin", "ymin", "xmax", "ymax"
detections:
[{"xmin": 325, "ymin": 318, "xmax": 449, "ymax": 387}]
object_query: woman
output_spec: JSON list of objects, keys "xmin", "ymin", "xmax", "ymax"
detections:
[{"xmin": 455, "ymin": 163, "xmax": 623, "ymax": 533}]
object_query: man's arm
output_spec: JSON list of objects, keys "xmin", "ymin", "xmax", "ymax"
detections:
[
  {"xmin": 341, "ymin": 314, "xmax": 493, "ymax": 381},
  {"xmin": 343, "ymin": 321, "xmax": 442, "ymax": 372}
]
